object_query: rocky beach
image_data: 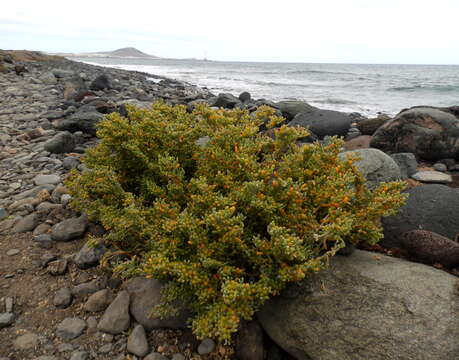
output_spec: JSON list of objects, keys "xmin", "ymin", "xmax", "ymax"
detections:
[{"xmin": 0, "ymin": 50, "xmax": 458, "ymax": 360}]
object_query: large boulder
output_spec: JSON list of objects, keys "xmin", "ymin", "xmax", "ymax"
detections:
[
  {"xmin": 380, "ymin": 184, "xmax": 459, "ymax": 249},
  {"xmin": 370, "ymin": 107, "xmax": 459, "ymax": 161},
  {"xmin": 339, "ymin": 148, "xmax": 401, "ymax": 189},
  {"xmin": 276, "ymin": 101, "xmax": 315, "ymax": 121},
  {"xmin": 58, "ymin": 111, "xmax": 104, "ymax": 135},
  {"xmin": 258, "ymin": 250, "xmax": 459, "ymax": 360},
  {"xmin": 289, "ymin": 109, "xmax": 352, "ymax": 139},
  {"xmin": 123, "ymin": 277, "xmax": 189, "ymax": 331}
]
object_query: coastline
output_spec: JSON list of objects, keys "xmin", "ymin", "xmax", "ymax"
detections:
[{"xmin": 0, "ymin": 50, "xmax": 458, "ymax": 360}]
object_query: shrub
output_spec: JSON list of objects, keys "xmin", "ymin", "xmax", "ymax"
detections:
[{"xmin": 67, "ymin": 102, "xmax": 406, "ymax": 341}]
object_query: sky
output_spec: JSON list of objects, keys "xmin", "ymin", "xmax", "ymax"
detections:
[{"xmin": 1, "ymin": 0, "xmax": 459, "ymax": 64}]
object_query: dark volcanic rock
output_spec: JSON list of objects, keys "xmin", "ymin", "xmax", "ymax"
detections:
[
  {"xmin": 258, "ymin": 250, "xmax": 459, "ymax": 360},
  {"xmin": 90, "ymin": 74, "xmax": 112, "ymax": 91},
  {"xmin": 289, "ymin": 108, "xmax": 352, "ymax": 139},
  {"xmin": 58, "ymin": 111, "xmax": 104, "ymax": 135},
  {"xmin": 402, "ymin": 230, "xmax": 459, "ymax": 268},
  {"xmin": 214, "ymin": 93, "xmax": 241, "ymax": 109},
  {"xmin": 370, "ymin": 107, "xmax": 459, "ymax": 161},
  {"xmin": 44, "ymin": 131, "xmax": 76, "ymax": 154},
  {"xmin": 381, "ymin": 184, "xmax": 459, "ymax": 249},
  {"xmin": 276, "ymin": 101, "xmax": 315, "ymax": 121}
]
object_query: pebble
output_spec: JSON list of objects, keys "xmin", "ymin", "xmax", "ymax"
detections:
[
  {"xmin": 5, "ymin": 297, "xmax": 14, "ymax": 312},
  {"xmin": 6, "ymin": 249, "xmax": 20, "ymax": 256},
  {"xmin": 47, "ymin": 258, "xmax": 68, "ymax": 275},
  {"xmin": 0, "ymin": 312, "xmax": 14, "ymax": 328},
  {"xmin": 98, "ymin": 343, "xmax": 113, "ymax": 353},
  {"xmin": 144, "ymin": 353, "xmax": 169, "ymax": 360},
  {"xmin": 14, "ymin": 332, "xmax": 39, "ymax": 350},
  {"xmin": 33, "ymin": 234, "xmax": 54, "ymax": 249},
  {"xmin": 0, "ymin": 207, "xmax": 7, "ymax": 220},
  {"xmin": 70, "ymin": 351, "xmax": 89, "ymax": 360},
  {"xmin": 33, "ymin": 174, "xmax": 61, "ymax": 185},
  {"xmin": 53, "ymin": 287, "xmax": 73, "ymax": 308},
  {"xmin": 198, "ymin": 338, "xmax": 216, "ymax": 355},
  {"xmin": 171, "ymin": 354, "xmax": 186, "ymax": 360},
  {"xmin": 84, "ymin": 288, "xmax": 113, "ymax": 312}
]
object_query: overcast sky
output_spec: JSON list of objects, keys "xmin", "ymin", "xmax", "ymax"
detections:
[{"xmin": 2, "ymin": 0, "xmax": 459, "ymax": 64}]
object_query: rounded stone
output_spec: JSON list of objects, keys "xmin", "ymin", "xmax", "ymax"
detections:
[{"xmin": 56, "ymin": 317, "xmax": 87, "ymax": 340}]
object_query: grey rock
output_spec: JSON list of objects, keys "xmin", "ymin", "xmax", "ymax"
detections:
[
  {"xmin": 84, "ymin": 289, "xmax": 113, "ymax": 312},
  {"xmin": 40, "ymin": 71, "xmax": 57, "ymax": 85},
  {"xmin": 356, "ymin": 115, "xmax": 390, "ymax": 135},
  {"xmin": 124, "ymin": 277, "xmax": 189, "ymax": 331},
  {"xmin": 71, "ymin": 280, "xmax": 102, "ymax": 298},
  {"xmin": 6, "ymin": 249, "xmax": 20, "ymax": 256},
  {"xmin": 5, "ymin": 297, "xmax": 13, "ymax": 313},
  {"xmin": 370, "ymin": 107, "xmax": 459, "ymax": 161},
  {"xmin": 290, "ymin": 108, "xmax": 352, "ymax": 139},
  {"xmin": 98, "ymin": 290, "xmax": 130, "ymax": 334},
  {"xmin": 411, "ymin": 170, "xmax": 452, "ymax": 184},
  {"xmin": 198, "ymin": 338, "xmax": 216, "ymax": 355},
  {"xmin": 433, "ymin": 162, "xmax": 448, "ymax": 172},
  {"xmin": 57, "ymin": 343, "xmax": 74, "ymax": 352},
  {"xmin": 12, "ymin": 213, "xmax": 40, "ymax": 233},
  {"xmin": 62, "ymin": 156, "xmax": 80, "ymax": 170},
  {"xmin": 339, "ymin": 148, "xmax": 401, "ymax": 189},
  {"xmin": 56, "ymin": 317, "xmax": 86, "ymax": 340},
  {"xmin": 258, "ymin": 250, "xmax": 459, "ymax": 360},
  {"xmin": 235, "ymin": 321, "xmax": 265, "ymax": 360},
  {"xmin": 0, "ymin": 313, "xmax": 14, "ymax": 328},
  {"xmin": 144, "ymin": 353, "xmax": 169, "ymax": 360},
  {"xmin": 90, "ymin": 74, "xmax": 112, "ymax": 91},
  {"xmin": 14, "ymin": 332, "xmax": 39, "ymax": 350},
  {"xmin": 51, "ymin": 215, "xmax": 88, "ymax": 241},
  {"xmin": 98, "ymin": 343, "xmax": 113, "ymax": 353},
  {"xmin": 58, "ymin": 111, "xmax": 103, "ymax": 136},
  {"xmin": 33, "ymin": 174, "xmax": 61, "ymax": 185},
  {"xmin": 35, "ymin": 357, "xmax": 58, "ymax": 360},
  {"xmin": 14, "ymin": 185, "xmax": 55, "ymax": 200},
  {"xmin": 390, "ymin": 152, "xmax": 418, "ymax": 179},
  {"xmin": 70, "ymin": 351, "xmax": 89, "ymax": 360},
  {"xmin": 52, "ymin": 69, "xmax": 74, "ymax": 78},
  {"xmin": 40, "ymin": 252, "xmax": 58, "ymax": 267},
  {"xmin": 74, "ymin": 241, "xmax": 107, "ymax": 269},
  {"xmin": 33, "ymin": 234, "xmax": 54, "ymax": 249},
  {"xmin": 44, "ymin": 131, "xmax": 76, "ymax": 154},
  {"xmin": 213, "ymin": 93, "xmax": 241, "ymax": 109},
  {"xmin": 172, "ymin": 355, "xmax": 185, "ymax": 360},
  {"xmin": 127, "ymin": 324, "xmax": 149, "ymax": 357},
  {"xmin": 381, "ymin": 184, "xmax": 459, "ymax": 249},
  {"xmin": 276, "ymin": 100, "xmax": 314, "ymax": 121},
  {"xmin": 0, "ymin": 207, "xmax": 7, "ymax": 220},
  {"xmin": 53, "ymin": 288, "xmax": 72, "ymax": 308},
  {"xmin": 47, "ymin": 259, "xmax": 68, "ymax": 275},
  {"xmin": 239, "ymin": 91, "xmax": 251, "ymax": 102}
]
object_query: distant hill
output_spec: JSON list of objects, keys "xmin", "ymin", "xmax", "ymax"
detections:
[{"xmin": 51, "ymin": 47, "xmax": 160, "ymax": 59}]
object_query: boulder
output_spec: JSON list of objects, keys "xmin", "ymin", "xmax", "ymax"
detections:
[
  {"xmin": 44, "ymin": 131, "xmax": 76, "ymax": 154},
  {"xmin": 390, "ymin": 153, "xmax": 418, "ymax": 179},
  {"xmin": 289, "ymin": 109, "xmax": 352, "ymax": 139},
  {"xmin": 370, "ymin": 107, "xmax": 459, "ymax": 161},
  {"xmin": 238, "ymin": 91, "xmax": 251, "ymax": 102},
  {"xmin": 214, "ymin": 93, "xmax": 241, "ymax": 109},
  {"xmin": 380, "ymin": 184, "xmax": 459, "ymax": 249},
  {"xmin": 58, "ymin": 111, "xmax": 104, "ymax": 135},
  {"xmin": 90, "ymin": 74, "xmax": 112, "ymax": 91},
  {"xmin": 356, "ymin": 115, "xmax": 390, "ymax": 135},
  {"xmin": 339, "ymin": 148, "xmax": 401, "ymax": 189},
  {"xmin": 276, "ymin": 101, "xmax": 315, "ymax": 121},
  {"xmin": 402, "ymin": 230, "xmax": 459, "ymax": 268},
  {"xmin": 123, "ymin": 277, "xmax": 189, "ymax": 331},
  {"xmin": 258, "ymin": 250, "xmax": 459, "ymax": 360}
]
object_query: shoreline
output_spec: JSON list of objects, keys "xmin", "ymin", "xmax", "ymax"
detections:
[{"xmin": 0, "ymin": 50, "xmax": 458, "ymax": 360}]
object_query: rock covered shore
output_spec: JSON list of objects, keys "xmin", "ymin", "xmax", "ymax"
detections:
[{"xmin": 0, "ymin": 50, "xmax": 458, "ymax": 360}]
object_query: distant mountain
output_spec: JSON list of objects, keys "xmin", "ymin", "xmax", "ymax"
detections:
[{"xmin": 51, "ymin": 47, "xmax": 160, "ymax": 59}]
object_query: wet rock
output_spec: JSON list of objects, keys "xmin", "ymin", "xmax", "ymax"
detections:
[
  {"xmin": 54, "ymin": 287, "xmax": 73, "ymax": 308},
  {"xmin": 98, "ymin": 290, "xmax": 131, "ymax": 334},
  {"xmin": 127, "ymin": 324, "xmax": 149, "ymax": 357},
  {"xmin": 44, "ymin": 131, "xmax": 76, "ymax": 154},
  {"xmin": 56, "ymin": 317, "xmax": 86, "ymax": 340},
  {"xmin": 51, "ymin": 215, "xmax": 88, "ymax": 241}
]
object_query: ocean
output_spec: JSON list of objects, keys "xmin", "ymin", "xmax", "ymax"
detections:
[{"xmin": 71, "ymin": 57, "xmax": 459, "ymax": 117}]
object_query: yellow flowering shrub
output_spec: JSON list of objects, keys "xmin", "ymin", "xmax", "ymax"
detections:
[{"xmin": 67, "ymin": 102, "xmax": 406, "ymax": 341}]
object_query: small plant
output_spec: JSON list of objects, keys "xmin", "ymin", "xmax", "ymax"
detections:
[{"xmin": 67, "ymin": 102, "xmax": 406, "ymax": 341}]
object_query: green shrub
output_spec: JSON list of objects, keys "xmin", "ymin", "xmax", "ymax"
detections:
[{"xmin": 67, "ymin": 102, "xmax": 406, "ymax": 341}]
